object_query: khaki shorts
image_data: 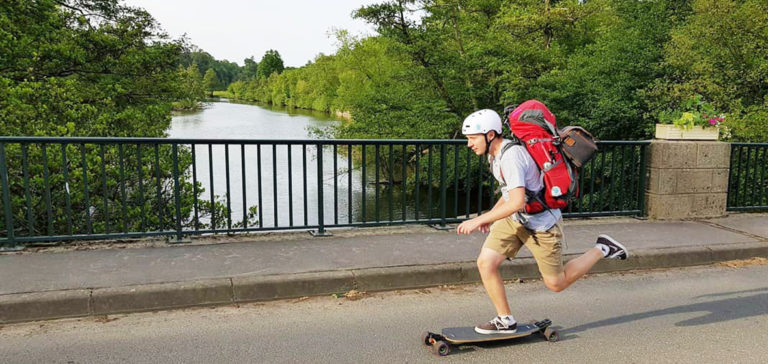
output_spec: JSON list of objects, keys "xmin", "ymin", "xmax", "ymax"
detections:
[{"xmin": 482, "ymin": 217, "xmax": 564, "ymax": 277}]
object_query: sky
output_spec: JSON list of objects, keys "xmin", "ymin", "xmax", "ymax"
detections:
[{"xmin": 122, "ymin": 0, "xmax": 381, "ymax": 67}]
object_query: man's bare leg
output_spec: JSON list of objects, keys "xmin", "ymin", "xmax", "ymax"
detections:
[
  {"xmin": 476, "ymin": 248, "xmax": 511, "ymax": 315},
  {"xmin": 542, "ymin": 247, "xmax": 603, "ymax": 292},
  {"xmin": 542, "ymin": 234, "xmax": 629, "ymax": 292}
]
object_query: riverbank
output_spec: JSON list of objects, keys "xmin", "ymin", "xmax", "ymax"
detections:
[{"xmin": 213, "ymin": 91, "xmax": 352, "ymax": 121}]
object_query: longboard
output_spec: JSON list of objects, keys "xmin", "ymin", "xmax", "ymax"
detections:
[{"xmin": 421, "ymin": 319, "xmax": 558, "ymax": 357}]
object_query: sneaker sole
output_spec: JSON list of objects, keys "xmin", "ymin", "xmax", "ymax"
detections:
[
  {"xmin": 597, "ymin": 234, "xmax": 629, "ymax": 259},
  {"xmin": 474, "ymin": 327, "xmax": 518, "ymax": 335}
]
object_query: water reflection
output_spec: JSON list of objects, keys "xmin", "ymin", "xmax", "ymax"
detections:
[{"xmin": 168, "ymin": 99, "xmax": 476, "ymax": 229}]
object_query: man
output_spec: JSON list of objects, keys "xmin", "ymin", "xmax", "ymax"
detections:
[{"xmin": 456, "ymin": 109, "xmax": 628, "ymax": 334}]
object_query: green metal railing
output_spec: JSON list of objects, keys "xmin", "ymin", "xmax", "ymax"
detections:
[
  {"xmin": 727, "ymin": 143, "xmax": 768, "ymax": 211},
  {"xmin": 0, "ymin": 137, "xmax": 649, "ymax": 248},
  {"xmin": 563, "ymin": 141, "xmax": 649, "ymax": 218}
]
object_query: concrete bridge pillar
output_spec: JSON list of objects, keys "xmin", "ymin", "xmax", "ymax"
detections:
[{"xmin": 645, "ymin": 140, "xmax": 731, "ymax": 219}]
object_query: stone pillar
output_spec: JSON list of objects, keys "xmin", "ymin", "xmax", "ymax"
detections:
[{"xmin": 645, "ymin": 140, "xmax": 731, "ymax": 220}]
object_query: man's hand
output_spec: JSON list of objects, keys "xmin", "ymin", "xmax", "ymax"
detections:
[
  {"xmin": 479, "ymin": 223, "xmax": 491, "ymax": 234},
  {"xmin": 457, "ymin": 218, "xmax": 487, "ymax": 235}
]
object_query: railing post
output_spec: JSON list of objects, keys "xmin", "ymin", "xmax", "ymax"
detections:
[
  {"xmin": 637, "ymin": 143, "xmax": 648, "ymax": 218},
  {"xmin": 311, "ymin": 143, "xmax": 332, "ymax": 236},
  {"xmin": 0, "ymin": 143, "xmax": 21, "ymax": 251},
  {"xmin": 169, "ymin": 143, "xmax": 189, "ymax": 244},
  {"xmin": 440, "ymin": 144, "xmax": 447, "ymax": 226},
  {"xmin": 431, "ymin": 143, "xmax": 451, "ymax": 231}
]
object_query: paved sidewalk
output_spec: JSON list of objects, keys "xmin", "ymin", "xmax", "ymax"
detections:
[{"xmin": 1, "ymin": 213, "xmax": 767, "ymax": 323}]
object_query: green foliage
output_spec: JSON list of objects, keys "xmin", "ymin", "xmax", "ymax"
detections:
[
  {"xmin": 173, "ymin": 64, "xmax": 206, "ymax": 110},
  {"xmin": 527, "ymin": 0, "xmax": 681, "ymax": 140},
  {"xmin": 178, "ymin": 48, "xmax": 240, "ymax": 89},
  {"xmin": 0, "ymin": 0, "xmax": 253, "ymax": 240},
  {"xmin": 333, "ymin": 34, "xmax": 460, "ymax": 139},
  {"xmin": 257, "ymin": 50, "xmax": 285, "ymax": 79},
  {"xmin": 0, "ymin": 142, "xmax": 251, "ymax": 238},
  {"xmin": 6, "ymin": 0, "xmax": 730, "ymax": 236},
  {"xmin": 725, "ymin": 99, "xmax": 768, "ymax": 143},
  {"xmin": 0, "ymin": 0, "xmax": 183, "ymax": 137},
  {"xmin": 657, "ymin": 94, "xmax": 725, "ymax": 130},
  {"xmin": 645, "ymin": 0, "xmax": 768, "ymax": 142},
  {"xmin": 203, "ymin": 68, "xmax": 220, "ymax": 97},
  {"xmin": 212, "ymin": 90, "xmax": 232, "ymax": 98},
  {"xmin": 219, "ymin": 0, "xmax": 766, "ymax": 143},
  {"xmin": 239, "ymin": 57, "xmax": 259, "ymax": 81}
]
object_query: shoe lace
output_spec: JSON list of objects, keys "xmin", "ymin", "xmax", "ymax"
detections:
[{"xmin": 491, "ymin": 316, "xmax": 507, "ymax": 329}]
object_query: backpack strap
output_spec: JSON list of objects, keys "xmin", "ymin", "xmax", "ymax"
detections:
[
  {"xmin": 495, "ymin": 141, "xmax": 545, "ymax": 211},
  {"xmin": 496, "ymin": 141, "xmax": 517, "ymax": 186}
]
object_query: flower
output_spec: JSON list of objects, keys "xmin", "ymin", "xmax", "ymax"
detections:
[
  {"xmin": 659, "ymin": 94, "xmax": 727, "ymax": 130},
  {"xmin": 681, "ymin": 112, "xmax": 695, "ymax": 124}
]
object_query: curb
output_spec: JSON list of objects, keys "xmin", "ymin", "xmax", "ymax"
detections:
[{"xmin": 2, "ymin": 242, "xmax": 767, "ymax": 324}]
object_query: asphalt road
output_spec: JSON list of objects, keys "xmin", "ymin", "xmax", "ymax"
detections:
[{"xmin": 2, "ymin": 262, "xmax": 768, "ymax": 363}]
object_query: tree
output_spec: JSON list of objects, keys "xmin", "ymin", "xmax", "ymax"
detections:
[
  {"xmin": 353, "ymin": 0, "xmax": 466, "ymax": 117},
  {"xmin": 211, "ymin": 60, "xmax": 240, "ymax": 88},
  {"xmin": 179, "ymin": 47, "xmax": 216, "ymax": 76},
  {"xmin": 645, "ymin": 0, "xmax": 768, "ymax": 142},
  {"xmin": 175, "ymin": 64, "xmax": 205, "ymax": 109},
  {"xmin": 203, "ymin": 68, "xmax": 220, "ymax": 97},
  {"xmin": 239, "ymin": 56, "xmax": 259, "ymax": 81},
  {"xmin": 215, "ymin": 0, "xmax": 766, "ymax": 144},
  {"xmin": 257, "ymin": 50, "xmax": 285, "ymax": 79},
  {"xmin": 527, "ymin": 0, "xmax": 685, "ymax": 140},
  {"xmin": 179, "ymin": 48, "xmax": 240, "ymax": 89},
  {"xmin": 0, "ymin": 0, "xmax": 244, "ymax": 239},
  {"xmin": 0, "ymin": 0, "xmax": 183, "ymax": 137}
]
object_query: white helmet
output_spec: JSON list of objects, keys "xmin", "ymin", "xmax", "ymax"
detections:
[{"xmin": 461, "ymin": 109, "xmax": 502, "ymax": 136}]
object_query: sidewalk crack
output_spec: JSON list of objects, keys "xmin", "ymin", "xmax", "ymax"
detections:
[
  {"xmin": 695, "ymin": 220, "xmax": 767, "ymax": 242},
  {"xmin": 349, "ymin": 269, "xmax": 358, "ymax": 291},
  {"xmin": 229, "ymin": 278, "xmax": 235, "ymax": 303}
]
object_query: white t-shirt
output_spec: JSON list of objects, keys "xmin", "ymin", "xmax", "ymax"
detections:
[{"xmin": 488, "ymin": 139, "xmax": 561, "ymax": 232}]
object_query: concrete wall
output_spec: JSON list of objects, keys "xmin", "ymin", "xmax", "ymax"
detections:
[{"xmin": 645, "ymin": 140, "xmax": 731, "ymax": 220}]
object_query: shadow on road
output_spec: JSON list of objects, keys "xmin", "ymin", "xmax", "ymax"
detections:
[
  {"xmin": 693, "ymin": 287, "xmax": 768, "ymax": 299},
  {"xmin": 563, "ymin": 288, "xmax": 768, "ymax": 335}
]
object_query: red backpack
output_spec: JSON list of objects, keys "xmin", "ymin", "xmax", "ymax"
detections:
[{"xmin": 501, "ymin": 100, "xmax": 597, "ymax": 214}]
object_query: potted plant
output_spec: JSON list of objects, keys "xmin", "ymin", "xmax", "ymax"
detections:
[{"xmin": 655, "ymin": 94, "xmax": 726, "ymax": 140}]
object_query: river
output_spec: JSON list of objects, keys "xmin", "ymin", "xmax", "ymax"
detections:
[{"xmin": 167, "ymin": 99, "xmax": 460, "ymax": 229}]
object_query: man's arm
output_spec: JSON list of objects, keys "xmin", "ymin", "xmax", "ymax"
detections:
[
  {"xmin": 456, "ymin": 187, "xmax": 525, "ymax": 234},
  {"xmin": 489, "ymin": 196, "xmax": 505, "ymax": 212},
  {"xmin": 476, "ymin": 187, "xmax": 525, "ymax": 225}
]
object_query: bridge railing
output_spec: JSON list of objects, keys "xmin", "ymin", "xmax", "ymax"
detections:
[
  {"xmin": 727, "ymin": 143, "xmax": 768, "ymax": 212},
  {"xmin": 0, "ymin": 137, "xmax": 649, "ymax": 248}
]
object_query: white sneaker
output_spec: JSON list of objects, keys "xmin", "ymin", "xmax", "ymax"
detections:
[
  {"xmin": 596, "ymin": 234, "xmax": 628, "ymax": 260},
  {"xmin": 474, "ymin": 316, "xmax": 518, "ymax": 335}
]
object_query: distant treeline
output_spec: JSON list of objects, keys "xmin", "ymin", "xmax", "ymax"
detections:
[
  {"xmin": 3, "ymin": 0, "xmax": 766, "ymax": 142},
  {"xmin": 209, "ymin": 0, "xmax": 768, "ymax": 142}
]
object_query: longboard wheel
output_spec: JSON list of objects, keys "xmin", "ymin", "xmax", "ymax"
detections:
[
  {"xmin": 543, "ymin": 328, "xmax": 560, "ymax": 342},
  {"xmin": 431, "ymin": 340, "xmax": 450, "ymax": 356},
  {"xmin": 420, "ymin": 331, "xmax": 432, "ymax": 346}
]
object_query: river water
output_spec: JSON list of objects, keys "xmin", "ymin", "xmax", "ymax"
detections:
[
  {"xmin": 169, "ymin": 99, "xmax": 359, "ymax": 228},
  {"xmin": 167, "ymin": 99, "xmax": 460, "ymax": 229}
]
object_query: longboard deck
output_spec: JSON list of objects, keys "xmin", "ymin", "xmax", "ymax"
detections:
[{"xmin": 441, "ymin": 323, "xmax": 542, "ymax": 344}]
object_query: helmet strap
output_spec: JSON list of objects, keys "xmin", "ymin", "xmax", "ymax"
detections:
[{"xmin": 484, "ymin": 132, "xmax": 496, "ymax": 156}]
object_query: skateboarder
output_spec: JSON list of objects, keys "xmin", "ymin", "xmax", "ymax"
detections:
[{"xmin": 456, "ymin": 109, "xmax": 629, "ymax": 335}]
